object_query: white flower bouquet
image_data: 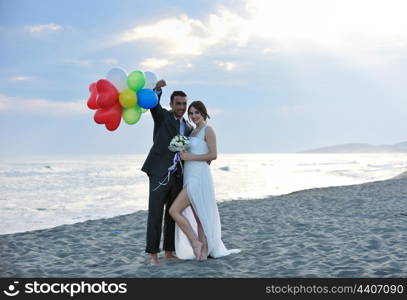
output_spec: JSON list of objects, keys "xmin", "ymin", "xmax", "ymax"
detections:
[
  {"xmin": 168, "ymin": 134, "xmax": 190, "ymax": 152},
  {"xmin": 153, "ymin": 135, "xmax": 190, "ymax": 191}
]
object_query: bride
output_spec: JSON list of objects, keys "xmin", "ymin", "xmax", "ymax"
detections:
[{"xmin": 169, "ymin": 100, "xmax": 240, "ymax": 261}]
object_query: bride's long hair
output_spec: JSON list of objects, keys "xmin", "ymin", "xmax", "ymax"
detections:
[{"xmin": 187, "ymin": 101, "xmax": 211, "ymax": 121}]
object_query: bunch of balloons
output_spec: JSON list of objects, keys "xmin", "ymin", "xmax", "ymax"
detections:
[{"xmin": 86, "ymin": 67, "xmax": 159, "ymax": 131}]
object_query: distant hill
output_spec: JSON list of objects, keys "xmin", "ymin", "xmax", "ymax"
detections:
[
  {"xmin": 301, "ymin": 141, "xmax": 407, "ymax": 153},
  {"xmin": 392, "ymin": 171, "xmax": 407, "ymax": 180}
]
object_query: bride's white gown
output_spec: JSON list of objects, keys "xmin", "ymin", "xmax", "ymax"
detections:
[{"xmin": 175, "ymin": 125, "xmax": 240, "ymax": 259}]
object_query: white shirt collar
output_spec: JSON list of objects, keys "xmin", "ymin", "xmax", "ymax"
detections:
[{"xmin": 173, "ymin": 113, "xmax": 184, "ymax": 122}]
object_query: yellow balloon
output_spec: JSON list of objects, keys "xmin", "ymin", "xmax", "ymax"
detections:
[{"xmin": 119, "ymin": 89, "xmax": 137, "ymax": 108}]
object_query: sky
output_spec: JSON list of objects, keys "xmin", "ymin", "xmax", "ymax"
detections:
[{"xmin": 1, "ymin": 0, "xmax": 406, "ymax": 155}]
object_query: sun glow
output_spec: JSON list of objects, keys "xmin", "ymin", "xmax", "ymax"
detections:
[{"xmin": 116, "ymin": 0, "xmax": 407, "ymax": 59}]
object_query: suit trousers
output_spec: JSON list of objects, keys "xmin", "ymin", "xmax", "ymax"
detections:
[{"xmin": 145, "ymin": 171, "xmax": 183, "ymax": 254}]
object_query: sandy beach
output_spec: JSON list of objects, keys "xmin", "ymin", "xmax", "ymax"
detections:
[{"xmin": 1, "ymin": 176, "xmax": 407, "ymax": 278}]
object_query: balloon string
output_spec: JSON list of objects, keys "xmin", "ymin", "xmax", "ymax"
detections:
[
  {"xmin": 152, "ymin": 152, "xmax": 181, "ymax": 192},
  {"xmin": 179, "ymin": 159, "xmax": 184, "ymax": 174}
]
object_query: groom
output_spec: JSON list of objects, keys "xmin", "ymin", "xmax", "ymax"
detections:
[{"xmin": 142, "ymin": 79, "xmax": 193, "ymax": 265}]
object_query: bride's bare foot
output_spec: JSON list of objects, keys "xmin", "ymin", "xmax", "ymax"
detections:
[
  {"xmin": 201, "ymin": 243, "xmax": 208, "ymax": 261},
  {"xmin": 192, "ymin": 241, "xmax": 204, "ymax": 261}
]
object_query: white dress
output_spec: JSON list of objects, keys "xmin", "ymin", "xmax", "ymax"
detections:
[{"xmin": 174, "ymin": 125, "xmax": 241, "ymax": 259}]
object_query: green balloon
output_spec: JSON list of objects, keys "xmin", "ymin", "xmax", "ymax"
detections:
[
  {"xmin": 122, "ymin": 106, "xmax": 142, "ymax": 124},
  {"xmin": 140, "ymin": 107, "xmax": 148, "ymax": 113},
  {"xmin": 127, "ymin": 71, "xmax": 145, "ymax": 91}
]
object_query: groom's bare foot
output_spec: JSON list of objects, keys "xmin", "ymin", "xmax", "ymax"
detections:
[
  {"xmin": 164, "ymin": 251, "xmax": 178, "ymax": 260},
  {"xmin": 192, "ymin": 241, "xmax": 204, "ymax": 261},
  {"xmin": 149, "ymin": 254, "xmax": 159, "ymax": 266}
]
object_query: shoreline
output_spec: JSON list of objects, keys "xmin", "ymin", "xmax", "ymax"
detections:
[
  {"xmin": 1, "ymin": 177, "xmax": 407, "ymax": 277},
  {"xmin": 2, "ymin": 172, "xmax": 405, "ymax": 237},
  {"xmin": 2, "ymin": 153, "xmax": 406, "ymax": 236}
]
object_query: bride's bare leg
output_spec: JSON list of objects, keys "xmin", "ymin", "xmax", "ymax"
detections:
[
  {"xmin": 191, "ymin": 206, "xmax": 208, "ymax": 260},
  {"xmin": 169, "ymin": 188, "xmax": 203, "ymax": 261}
]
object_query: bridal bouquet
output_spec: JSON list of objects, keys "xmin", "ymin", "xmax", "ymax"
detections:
[
  {"xmin": 168, "ymin": 134, "xmax": 190, "ymax": 152},
  {"xmin": 153, "ymin": 135, "xmax": 190, "ymax": 191}
]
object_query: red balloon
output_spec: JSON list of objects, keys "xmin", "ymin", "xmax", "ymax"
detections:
[
  {"xmin": 87, "ymin": 82, "xmax": 99, "ymax": 110},
  {"xmin": 94, "ymin": 103, "xmax": 122, "ymax": 131},
  {"xmin": 96, "ymin": 79, "xmax": 119, "ymax": 109}
]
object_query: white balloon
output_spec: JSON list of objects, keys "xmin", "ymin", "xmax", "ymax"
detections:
[
  {"xmin": 106, "ymin": 67, "xmax": 128, "ymax": 92},
  {"xmin": 144, "ymin": 71, "xmax": 158, "ymax": 89}
]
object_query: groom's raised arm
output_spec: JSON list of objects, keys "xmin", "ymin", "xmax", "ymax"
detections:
[{"xmin": 150, "ymin": 80, "xmax": 166, "ymax": 123}]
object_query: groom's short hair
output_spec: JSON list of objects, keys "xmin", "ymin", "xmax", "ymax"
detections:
[{"xmin": 170, "ymin": 91, "xmax": 187, "ymax": 104}]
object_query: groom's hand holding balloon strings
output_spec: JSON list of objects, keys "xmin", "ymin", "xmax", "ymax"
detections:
[{"xmin": 154, "ymin": 79, "xmax": 167, "ymax": 90}]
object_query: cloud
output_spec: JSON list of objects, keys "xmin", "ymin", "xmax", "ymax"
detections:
[
  {"xmin": 64, "ymin": 58, "xmax": 119, "ymax": 67},
  {"xmin": 10, "ymin": 76, "xmax": 33, "ymax": 81},
  {"xmin": 101, "ymin": 58, "xmax": 119, "ymax": 65},
  {"xmin": 140, "ymin": 58, "xmax": 171, "ymax": 69},
  {"xmin": 64, "ymin": 58, "xmax": 91, "ymax": 66},
  {"xmin": 0, "ymin": 94, "xmax": 87, "ymax": 116},
  {"xmin": 263, "ymin": 48, "xmax": 280, "ymax": 54},
  {"xmin": 116, "ymin": 11, "xmax": 248, "ymax": 56},
  {"xmin": 24, "ymin": 23, "xmax": 62, "ymax": 33},
  {"xmin": 245, "ymin": 0, "xmax": 407, "ymax": 50},
  {"xmin": 112, "ymin": 0, "xmax": 407, "ymax": 71},
  {"xmin": 216, "ymin": 61, "xmax": 236, "ymax": 71},
  {"xmin": 167, "ymin": 79, "xmax": 208, "ymax": 85}
]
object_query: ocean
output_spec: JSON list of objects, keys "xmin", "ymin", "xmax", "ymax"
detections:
[{"xmin": 1, "ymin": 153, "xmax": 407, "ymax": 235}]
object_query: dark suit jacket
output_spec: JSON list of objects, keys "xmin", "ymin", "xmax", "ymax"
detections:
[{"xmin": 141, "ymin": 91, "xmax": 193, "ymax": 177}]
